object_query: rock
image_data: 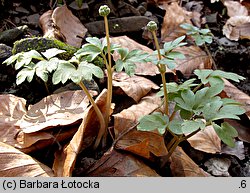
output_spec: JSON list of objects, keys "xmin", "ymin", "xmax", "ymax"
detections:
[
  {"xmin": 30, "ymin": 5, "xmax": 37, "ymax": 13},
  {"xmin": 27, "ymin": 13, "xmax": 40, "ymax": 27},
  {"xmin": 12, "ymin": 37, "xmax": 78, "ymax": 60},
  {"xmin": 85, "ymin": 16, "xmax": 155, "ymax": 35},
  {"xmin": 205, "ymin": 13, "xmax": 218, "ymax": 24},
  {"xmin": 69, "ymin": 1, "xmax": 89, "ymax": 11},
  {"xmin": 0, "ymin": 44, "xmax": 12, "ymax": 62},
  {"xmin": 144, "ymin": 11, "xmax": 153, "ymax": 17},
  {"xmin": 117, "ymin": 1, "xmax": 141, "ymax": 17},
  {"xmin": 0, "ymin": 25, "xmax": 28, "ymax": 45},
  {"xmin": 137, "ymin": 5, "xmax": 147, "ymax": 16},
  {"xmin": 15, "ymin": 6, "xmax": 30, "ymax": 14},
  {"xmin": 14, "ymin": 17, "xmax": 21, "ymax": 24}
]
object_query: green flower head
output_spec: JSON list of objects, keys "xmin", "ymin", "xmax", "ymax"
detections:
[
  {"xmin": 147, "ymin": 21, "xmax": 158, "ymax": 32},
  {"xmin": 99, "ymin": 5, "xmax": 110, "ymax": 17}
]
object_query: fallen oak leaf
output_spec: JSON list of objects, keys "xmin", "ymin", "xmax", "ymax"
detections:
[
  {"xmin": 15, "ymin": 126, "xmax": 78, "ymax": 153},
  {"xmin": 113, "ymin": 93, "xmax": 161, "ymax": 136},
  {"xmin": 175, "ymin": 46, "xmax": 212, "ymax": 77},
  {"xmin": 222, "ymin": 79, "xmax": 250, "ymax": 119},
  {"xmin": 112, "ymin": 72, "xmax": 159, "ymax": 103},
  {"xmin": 223, "ymin": 16, "xmax": 250, "ymax": 41},
  {"xmin": 39, "ymin": 10, "xmax": 66, "ymax": 41},
  {"xmin": 115, "ymin": 130, "xmax": 168, "ymax": 161},
  {"xmin": 0, "ymin": 142, "xmax": 54, "ymax": 177},
  {"xmin": 0, "ymin": 94, "xmax": 27, "ymax": 147},
  {"xmin": 170, "ymin": 146, "xmax": 210, "ymax": 176},
  {"xmin": 224, "ymin": 0, "xmax": 248, "ymax": 17},
  {"xmin": 161, "ymin": 2, "xmax": 195, "ymax": 42},
  {"xmin": 52, "ymin": 5, "xmax": 87, "ymax": 47},
  {"xmin": 53, "ymin": 89, "xmax": 110, "ymax": 177},
  {"xmin": 85, "ymin": 148, "xmax": 160, "ymax": 176},
  {"xmin": 19, "ymin": 90, "xmax": 92, "ymax": 134},
  {"xmin": 187, "ymin": 125, "xmax": 221, "ymax": 154},
  {"xmin": 221, "ymin": 141, "xmax": 245, "ymax": 160}
]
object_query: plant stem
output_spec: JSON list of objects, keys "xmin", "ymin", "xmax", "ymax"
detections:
[
  {"xmin": 152, "ymin": 30, "xmax": 169, "ymax": 116},
  {"xmin": 204, "ymin": 44, "xmax": 217, "ymax": 70},
  {"xmin": 193, "ymin": 83, "xmax": 203, "ymax": 93},
  {"xmin": 103, "ymin": 15, "xmax": 113, "ymax": 147},
  {"xmin": 78, "ymin": 81, "xmax": 105, "ymax": 149}
]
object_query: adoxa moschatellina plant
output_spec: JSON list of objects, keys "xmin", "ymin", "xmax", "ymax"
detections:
[
  {"xmin": 3, "ymin": 5, "xmax": 148, "ymax": 149},
  {"xmin": 138, "ymin": 21, "xmax": 246, "ymax": 162}
]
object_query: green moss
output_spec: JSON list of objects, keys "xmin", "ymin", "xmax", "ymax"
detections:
[{"xmin": 12, "ymin": 37, "xmax": 78, "ymax": 60}]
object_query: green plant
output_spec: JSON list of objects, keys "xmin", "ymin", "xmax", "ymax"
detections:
[
  {"xmin": 3, "ymin": 5, "xmax": 148, "ymax": 149},
  {"xmin": 138, "ymin": 21, "xmax": 245, "ymax": 162},
  {"xmin": 180, "ymin": 23, "xmax": 217, "ymax": 69}
]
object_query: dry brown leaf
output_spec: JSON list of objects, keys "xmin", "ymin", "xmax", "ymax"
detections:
[
  {"xmin": 15, "ymin": 125, "xmax": 78, "ymax": 152},
  {"xmin": 39, "ymin": 10, "xmax": 66, "ymax": 41},
  {"xmin": 187, "ymin": 125, "xmax": 221, "ymax": 154},
  {"xmin": 223, "ymin": 16, "xmax": 250, "ymax": 41},
  {"xmin": 0, "ymin": 142, "xmax": 54, "ymax": 177},
  {"xmin": 112, "ymin": 72, "xmax": 159, "ymax": 103},
  {"xmin": 225, "ymin": 119, "xmax": 250, "ymax": 143},
  {"xmin": 170, "ymin": 146, "xmax": 210, "ymax": 176},
  {"xmin": 223, "ymin": 79, "xmax": 250, "ymax": 119},
  {"xmin": 0, "ymin": 94, "xmax": 27, "ymax": 147},
  {"xmin": 221, "ymin": 141, "xmax": 245, "ymax": 160},
  {"xmin": 161, "ymin": 2, "xmax": 196, "ymax": 42},
  {"xmin": 111, "ymin": 36, "xmax": 172, "ymax": 75},
  {"xmin": 40, "ymin": 5, "xmax": 87, "ymax": 47},
  {"xmin": 19, "ymin": 90, "xmax": 91, "ymax": 134},
  {"xmin": 113, "ymin": 93, "xmax": 161, "ymax": 135},
  {"xmin": 85, "ymin": 148, "xmax": 160, "ymax": 176},
  {"xmin": 224, "ymin": 0, "xmax": 248, "ymax": 17},
  {"xmin": 175, "ymin": 46, "xmax": 212, "ymax": 76},
  {"xmin": 115, "ymin": 130, "xmax": 168, "ymax": 160},
  {"xmin": 52, "ymin": 5, "xmax": 87, "ymax": 47},
  {"xmin": 53, "ymin": 89, "xmax": 109, "ymax": 177}
]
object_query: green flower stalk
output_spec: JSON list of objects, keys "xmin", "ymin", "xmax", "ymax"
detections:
[
  {"xmin": 94, "ymin": 5, "xmax": 112, "ymax": 149},
  {"xmin": 147, "ymin": 21, "xmax": 169, "ymax": 116}
]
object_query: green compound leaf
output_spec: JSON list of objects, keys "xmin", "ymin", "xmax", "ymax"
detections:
[
  {"xmin": 157, "ymin": 78, "xmax": 197, "ymax": 97},
  {"xmin": 3, "ymin": 53, "xmax": 22, "ymax": 66},
  {"xmin": 16, "ymin": 66, "xmax": 36, "ymax": 85},
  {"xmin": 52, "ymin": 62, "xmax": 76, "ymax": 84},
  {"xmin": 166, "ymin": 51, "xmax": 185, "ymax": 60},
  {"xmin": 180, "ymin": 23, "xmax": 213, "ymax": 46},
  {"xmin": 52, "ymin": 61, "xmax": 104, "ymax": 85},
  {"xmin": 75, "ymin": 43, "xmax": 102, "ymax": 62},
  {"xmin": 115, "ymin": 49, "xmax": 148, "ymax": 76},
  {"xmin": 210, "ymin": 70, "xmax": 245, "ymax": 82},
  {"xmin": 72, "ymin": 61, "xmax": 104, "ymax": 83},
  {"xmin": 138, "ymin": 112, "xmax": 169, "ymax": 134},
  {"xmin": 86, "ymin": 37, "xmax": 102, "ymax": 50},
  {"xmin": 212, "ymin": 122, "xmax": 238, "ymax": 147},
  {"xmin": 174, "ymin": 89, "xmax": 195, "ymax": 111},
  {"xmin": 194, "ymin": 69, "xmax": 245, "ymax": 84},
  {"xmin": 169, "ymin": 119, "xmax": 205, "ymax": 135},
  {"xmin": 163, "ymin": 35, "xmax": 186, "ymax": 53},
  {"xmin": 41, "ymin": 48, "xmax": 66, "ymax": 60}
]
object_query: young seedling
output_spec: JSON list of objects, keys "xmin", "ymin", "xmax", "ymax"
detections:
[
  {"xmin": 138, "ymin": 21, "xmax": 246, "ymax": 164},
  {"xmin": 180, "ymin": 23, "xmax": 217, "ymax": 69},
  {"xmin": 75, "ymin": 5, "xmax": 148, "ymax": 148}
]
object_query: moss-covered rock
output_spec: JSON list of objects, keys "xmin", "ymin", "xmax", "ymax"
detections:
[{"xmin": 12, "ymin": 37, "xmax": 78, "ymax": 60}]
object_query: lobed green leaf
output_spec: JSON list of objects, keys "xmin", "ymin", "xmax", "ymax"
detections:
[{"xmin": 138, "ymin": 112, "xmax": 169, "ymax": 134}]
